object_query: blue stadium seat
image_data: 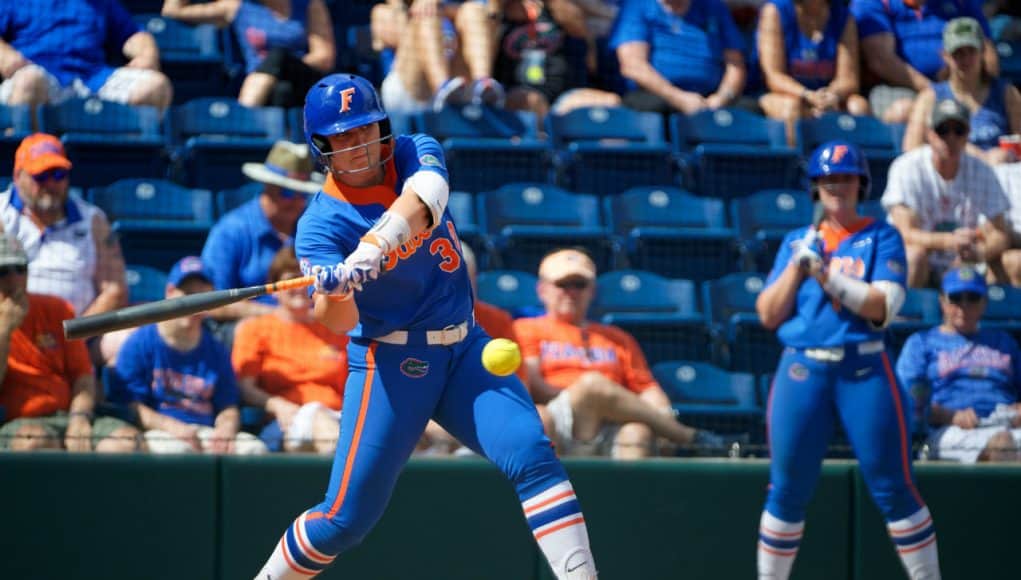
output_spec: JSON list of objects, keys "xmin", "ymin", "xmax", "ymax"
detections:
[
  {"xmin": 606, "ymin": 186, "xmax": 739, "ymax": 282},
  {"xmin": 887, "ymin": 288, "xmax": 941, "ymax": 354},
  {"xmin": 0, "ymin": 104, "xmax": 33, "ymax": 177},
  {"xmin": 413, "ymin": 105, "xmax": 549, "ymax": 192},
  {"xmin": 653, "ymin": 360, "xmax": 763, "ymax": 437},
  {"xmin": 135, "ymin": 15, "xmax": 230, "ymax": 103},
  {"xmin": 448, "ymin": 191, "xmax": 487, "ymax": 267},
  {"xmin": 39, "ymin": 98, "xmax": 167, "ymax": 188},
  {"xmin": 730, "ymin": 189, "xmax": 812, "ymax": 272},
  {"xmin": 124, "ymin": 264, "xmax": 168, "ymax": 304},
  {"xmin": 477, "ymin": 183, "xmax": 613, "ymax": 273},
  {"xmin": 476, "ymin": 270, "xmax": 541, "ymax": 318},
  {"xmin": 670, "ymin": 109, "xmax": 801, "ymax": 200},
  {"xmin": 858, "ymin": 199, "xmax": 887, "ymax": 222},
  {"xmin": 546, "ymin": 107, "xmax": 674, "ymax": 195},
  {"xmin": 798, "ymin": 113, "xmax": 902, "ymax": 196},
  {"xmin": 983, "ymin": 285, "xmax": 1021, "ymax": 345},
  {"xmin": 169, "ymin": 98, "xmax": 286, "ymax": 190},
  {"xmin": 215, "ymin": 182, "xmax": 263, "ymax": 217},
  {"xmin": 90, "ymin": 179, "xmax": 214, "ymax": 270},
  {"xmin": 702, "ymin": 273, "xmax": 782, "ymax": 375},
  {"xmin": 997, "ymin": 41, "xmax": 1021, "ymax": 88},
  {"xmin": 592, "ymin": 270, "xmax": 711, "ymax": 364},
  {"xmin": 121, "ymin": 0, "xmax": 165, "ymax": 13}
]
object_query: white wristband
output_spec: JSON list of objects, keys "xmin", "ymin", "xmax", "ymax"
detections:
[
  {"xmin": 364, "ymin": 211, "xmax": 411, "ymax": 253},
  {"xmin": 822, "ymin": 271, "xmax": 870, "ymax": 314}
]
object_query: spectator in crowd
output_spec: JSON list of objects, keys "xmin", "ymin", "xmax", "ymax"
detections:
[
  {"xmin": 161, "ymin": 0, "xmax": 335, "ymax": 108},
  {"xmin": 0, "ymin": 0, "xmax": 172, "ymax": 109},
  {"xmin": 492, "ymin": 0, "xmax": 622, "ymax": 129},
  {"xmin": 611, "ymin": 0, "xmax": 747, "ymax": 116},
  {"xmin": 371, "ymin": 0, "xmax": 503, "ymax": 117},
  {"xmin": 896, "ymin": 266, "xmax": 1021, "ymax": 463},
  {"xmin": 851, "ymin": 0, "xmax": 996, "ymax": 124},
  {"xmin": 882, "ymin": 98, "xmax": 1011, "ymax": 288},
  {"xmin": 902, "ymin": 17, "xmax": 1021, "ymax": 165},
  {"xmin": 201, "ymin": 141, "xmax": 321, "ymax": 325},
  {"xmin": 0, "ymin": 235, "xmax": 139, "ymax": 452},
  {"xmin": 112, "ymin": 256, "xmax": 267, "ymax": 454},
  {"xmin": 232, "ymin": 246, "xmax": 345, "ymax": 454},
  {"xmin": 0, "ymin": 134, "xmax": 127, "ymax": 318},
  {"xmin": 992, "ymin": 160, "xmax": 1021, "ymax": 286},
  {"xmin": 513, "ymin": 248, "xmax": 727, "ymax": 459},
  {"xmin": 756, "ymin": 0, "xmax": 869, "ymax": 145},
  {"xmin": 985, "ymin": 0, "xmax": 1021, "ymax": 42}
]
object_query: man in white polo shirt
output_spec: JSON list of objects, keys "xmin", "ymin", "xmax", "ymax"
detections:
[
  {"xmin": 0, "ymin": 133, "xmax": 126, "ymax": 316},
  {"xmin": 882, "ymin": 98, "xmax": 1012, "ymax": 288}
]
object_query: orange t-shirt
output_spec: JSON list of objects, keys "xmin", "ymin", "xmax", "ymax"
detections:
[
  {"xmin": 0, "ymin": 294, "xmax": 93, "ymax": 419},
  {"xmin": 475, "ymin": 300, "xmax": 527, "ymax": 381},
  {"xmin": 232, "ymin": 314, "xmax": 348, "ymax": 410},
  {"xmin": 512, "ymin": 314, "xmax": 657, "ymax": 394}
]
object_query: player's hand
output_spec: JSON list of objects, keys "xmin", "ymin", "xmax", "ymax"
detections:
[
  {"xmin": 952, "ymin": 408, "xmax": 979, "ymax": 430},
  {"xmin": 792, "ymin": 231, "xmax": 824, "ymax": 275},
  {"xmin": 344, "ymin": 241, "xmax": 386, "ymax": 291},
  {"xmin": 64, "ymin": 414, "xmax": 92, "ymax": 452},
  {"xmin": 311, "ymin": 264, "xmax": 346, "ymax": 295}
]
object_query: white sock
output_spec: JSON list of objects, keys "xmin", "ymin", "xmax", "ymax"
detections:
[
  {"xmin": 888, "ymin": 507, "xmax": 941, "ymax": 580},
  {"xmin": 523, "ymin": 481, "xmax": 598, "ymax": 579},
  {"xmin": 253, "ymin": 512, "xmax": 335, "ymax": 579},
  {"xmin": 757, "ymin": 511, "xmax": 803, "ymax": 580}
]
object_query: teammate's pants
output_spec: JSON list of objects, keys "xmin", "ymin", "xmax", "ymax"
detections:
[
  {"xmin": 764, "ymin": 347, "xmax": 926, "ymax": 523},
  {"xmin": 291, "ymin": 325, "xmax": 568, "ymax": 558}
]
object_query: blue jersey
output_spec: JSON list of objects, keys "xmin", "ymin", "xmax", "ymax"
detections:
[
  {"xmin": 232, "ymin": 0, "xmax": 310, "ymax": 74},
  {"xmin": 113, "ymin": 324, "xmax": 240, "ymax": 427},
  {"xmin": 767, "ymin": 0, "xmax": 848, "ymax": 90},
  {"xmin": 767, "ymin": 217, "xmax": 907, "ymax": 348},
  {"xmin": 296, "ymin": 134, "xmax": 474, "ymax": 339},
  {"xmin": 896, "ymin": 326, "xmax": 1021, "ymax": 417}
]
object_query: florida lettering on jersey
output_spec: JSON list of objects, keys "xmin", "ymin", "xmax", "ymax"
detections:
[{"xmin": 766, "ymin": 218, "xmax": 908, "ymax": 348}]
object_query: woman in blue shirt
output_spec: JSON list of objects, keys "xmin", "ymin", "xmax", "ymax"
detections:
[{"xmin": 756, "ymin": 0, "xmax": 869, "ymax": 145}]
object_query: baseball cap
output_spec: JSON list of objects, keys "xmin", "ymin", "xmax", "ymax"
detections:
[
  {"xmin": 167, "ymin": 256, "xmax": 212, "ymax": 289},
  {"xmin": 241, "ymin": 140, "xmax": 324, "ymax": 195},
  {"xmin": 13, "ymin": 133, "xmax": 72, "ymax": 176},
  {"xmin": 538, "ymin": 249, "xmax": 596, "ymax": 283},
  {"xmin": 930, "ymin": 98, "xmax": 970, "ymax": 129},
  {"xmin": 0, "ymin": 235, "xmax": 28, "ymax": 268},
  {"xmin": 943, "ymin": 17, "xmax": 983, "ymax": 54},
  {"xmin": 941, "ymin": 266, "xmax": 987, "ymax": 296}
]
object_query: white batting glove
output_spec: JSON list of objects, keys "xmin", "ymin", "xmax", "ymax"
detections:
[
  {"xmin": 343, "ymin": 240, "xmax": 386, "ymax": 291},
  {"xmin": 311, "ymin": 264, "xmax": 347, "ymax": 295},
  {"xmin": 792, "ymin": 230, "xmax": 823, "ymax": 275}
]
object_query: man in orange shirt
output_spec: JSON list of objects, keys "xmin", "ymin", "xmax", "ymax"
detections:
[
  {"xmin": 514, "ymin": 248, "xmax": 725, "ymax": 459},
  {"xmin": 0, "ymin": 235, "xmax": 139, "ymax": 451}
]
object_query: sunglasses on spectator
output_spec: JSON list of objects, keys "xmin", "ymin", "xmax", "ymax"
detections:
[
  {"xmin": 0, "ymin": 264, "xmax": 28, "ymax": 277},
  {"xmin": 553, "ymin": 279, "xmax": 591, "ymax": 290},
  {"xmin": 947, "ymin": 291, "xmax": 983, "ymax": 305},
  {"xmin": 935, "ymin": 123, "xmax": 968, "ymax": 138},
  {"xmin": 31, "ymin": 168, "xmax": 69, "ymax": 183}
]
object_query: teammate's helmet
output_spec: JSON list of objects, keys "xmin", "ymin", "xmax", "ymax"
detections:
[
  {"xmin": 304, "ymin": 74, "xmax": 388, "ymax": 164},
  {"xmin": 807, "ymin": 140, "xmax": 871, "ymax": 200}
]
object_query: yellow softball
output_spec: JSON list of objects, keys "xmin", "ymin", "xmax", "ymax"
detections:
[{"xmin": 482, "ymin": 338, "xmax": 522, "ymax": 377}]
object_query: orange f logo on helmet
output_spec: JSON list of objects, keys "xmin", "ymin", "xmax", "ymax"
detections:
[
  {"xmin": 339, "ymin": 87, "xmax": 356, "ymax": 113},
  {"xmin": 830, "ymin": 144, "xmax": 848, "ymax": 163}
]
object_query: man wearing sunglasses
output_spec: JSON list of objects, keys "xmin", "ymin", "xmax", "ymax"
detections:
[
  {"xmin": 883, "ymin": 97, "xmax": 1012, "ymax": 288},
  {"xmin": 896, "ymin": 266, "xmax": 1021, "ymax": 463},
  {"xmin": 513, "ymin": 248, "xmax": 727, "ymax": 459},
  {"xmin": 0, "ymin": 134, "xmax": 127, "ymax": 319}
]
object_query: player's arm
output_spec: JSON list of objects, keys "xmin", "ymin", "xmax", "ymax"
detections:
[{"xmin": 756, "ymin": 259, "xmax": 804, "ymax": 330}]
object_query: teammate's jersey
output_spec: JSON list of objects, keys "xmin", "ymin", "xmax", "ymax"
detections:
[
  {"xmin": 896, "ymin": 326, "xmax": 1021, "ymax": 417},
  {"xmin": 767, "ymin": 217, "xmax": 907, "ymax": 348},
  {"xmin": 296, "ymin": 134, "xmax": 473, "ymax": 339}
]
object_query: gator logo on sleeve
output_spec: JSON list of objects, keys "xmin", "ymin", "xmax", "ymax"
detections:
[{"xmin": 400, "ymin": 357, "xmax": 430, "ymax": 378}]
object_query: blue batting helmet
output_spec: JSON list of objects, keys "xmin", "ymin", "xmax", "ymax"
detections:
[
  {"xmin": 807, "ymin": 140, "xmax": 871, "ymax": 200},
  {"xmin": 304, "ymin": 74, "xmax": 388, "ymax": 162}
]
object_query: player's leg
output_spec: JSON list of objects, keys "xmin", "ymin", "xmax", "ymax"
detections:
[
  {"xmin": 255, "ymin": 341, "xmax": 447, "ymax": 579},
  {"xmin": 435, "ymin": 327, "xmax": 597, "ymax": 579},
  {"xmin": 758, "ymin": 352, "xmax": 836, "ymax": 580},
  {"xmin": 836, "ymin": 352, "xmax": 940, "ymax": 580}
]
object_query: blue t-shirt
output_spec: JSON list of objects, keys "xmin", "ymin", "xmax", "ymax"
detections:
[
  {"xmin": 766, "ymin": 0, "xmax": 849, "ymax": 90},
  {"xmin": 0, "ymin": 0, "xmax": 140, "ymax": 89},
  {"xmin": 200, "ymin": 197, "xmax": 290, "ymax": 304},
  {"xmin": 232, "ymin": 0, "xmax": 310, "ymax": 74},
  {"xmin": 896, "ymin": 326, "xmax": 1021, "ymax": 417},
  {"xmin": 767, "ymin": 218, "xmax": 907, "ymax": 348},
  {"xmin": 851, "ymin": 0, "xmax": 989, "ymax": 81},
  {"xmin": 609, "ymin": 0, "xmax": 745, "ymax": 96},
  {"xmin": 933, "ymin": 79, "xmax": 1010, "ymax": 150},
  {"xmin": 114, "ymin": 324, "xmax": 240, "ymax": 427},
  {"xmin": 295, "ymin": 134, "xmax": 474, "ymax": 340}
]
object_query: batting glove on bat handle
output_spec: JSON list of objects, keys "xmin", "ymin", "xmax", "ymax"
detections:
[{"xmin": 312, "ymin": 264, "xmax": 346, "ymax": 294}]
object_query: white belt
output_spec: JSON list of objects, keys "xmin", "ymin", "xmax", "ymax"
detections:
[
  {"xmin": 803, "ymin": 340, "xmax": 884, "ymax": 362},
  {"xmin": 374, "ymin": 321, "xmax": 470, "ymax": 346}
]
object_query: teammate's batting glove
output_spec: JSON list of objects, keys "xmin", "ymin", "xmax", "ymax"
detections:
[{"xmin": 344, "ymin": 239, "xmax": 387, "ymax": 291}]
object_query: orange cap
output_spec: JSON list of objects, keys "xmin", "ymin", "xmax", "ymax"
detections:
[{"xmin": 14, "ymin": 133, "xmax": 72, "ymax": 176}]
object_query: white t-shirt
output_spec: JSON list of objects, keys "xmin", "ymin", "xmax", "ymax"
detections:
[
  {"xmin": 993, "ymin": 162, "xmax": 1021, "ymax": 240},
  {"xmin": 881, "ymin": 146, "xmax": 1010, "ymax": 268}
]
